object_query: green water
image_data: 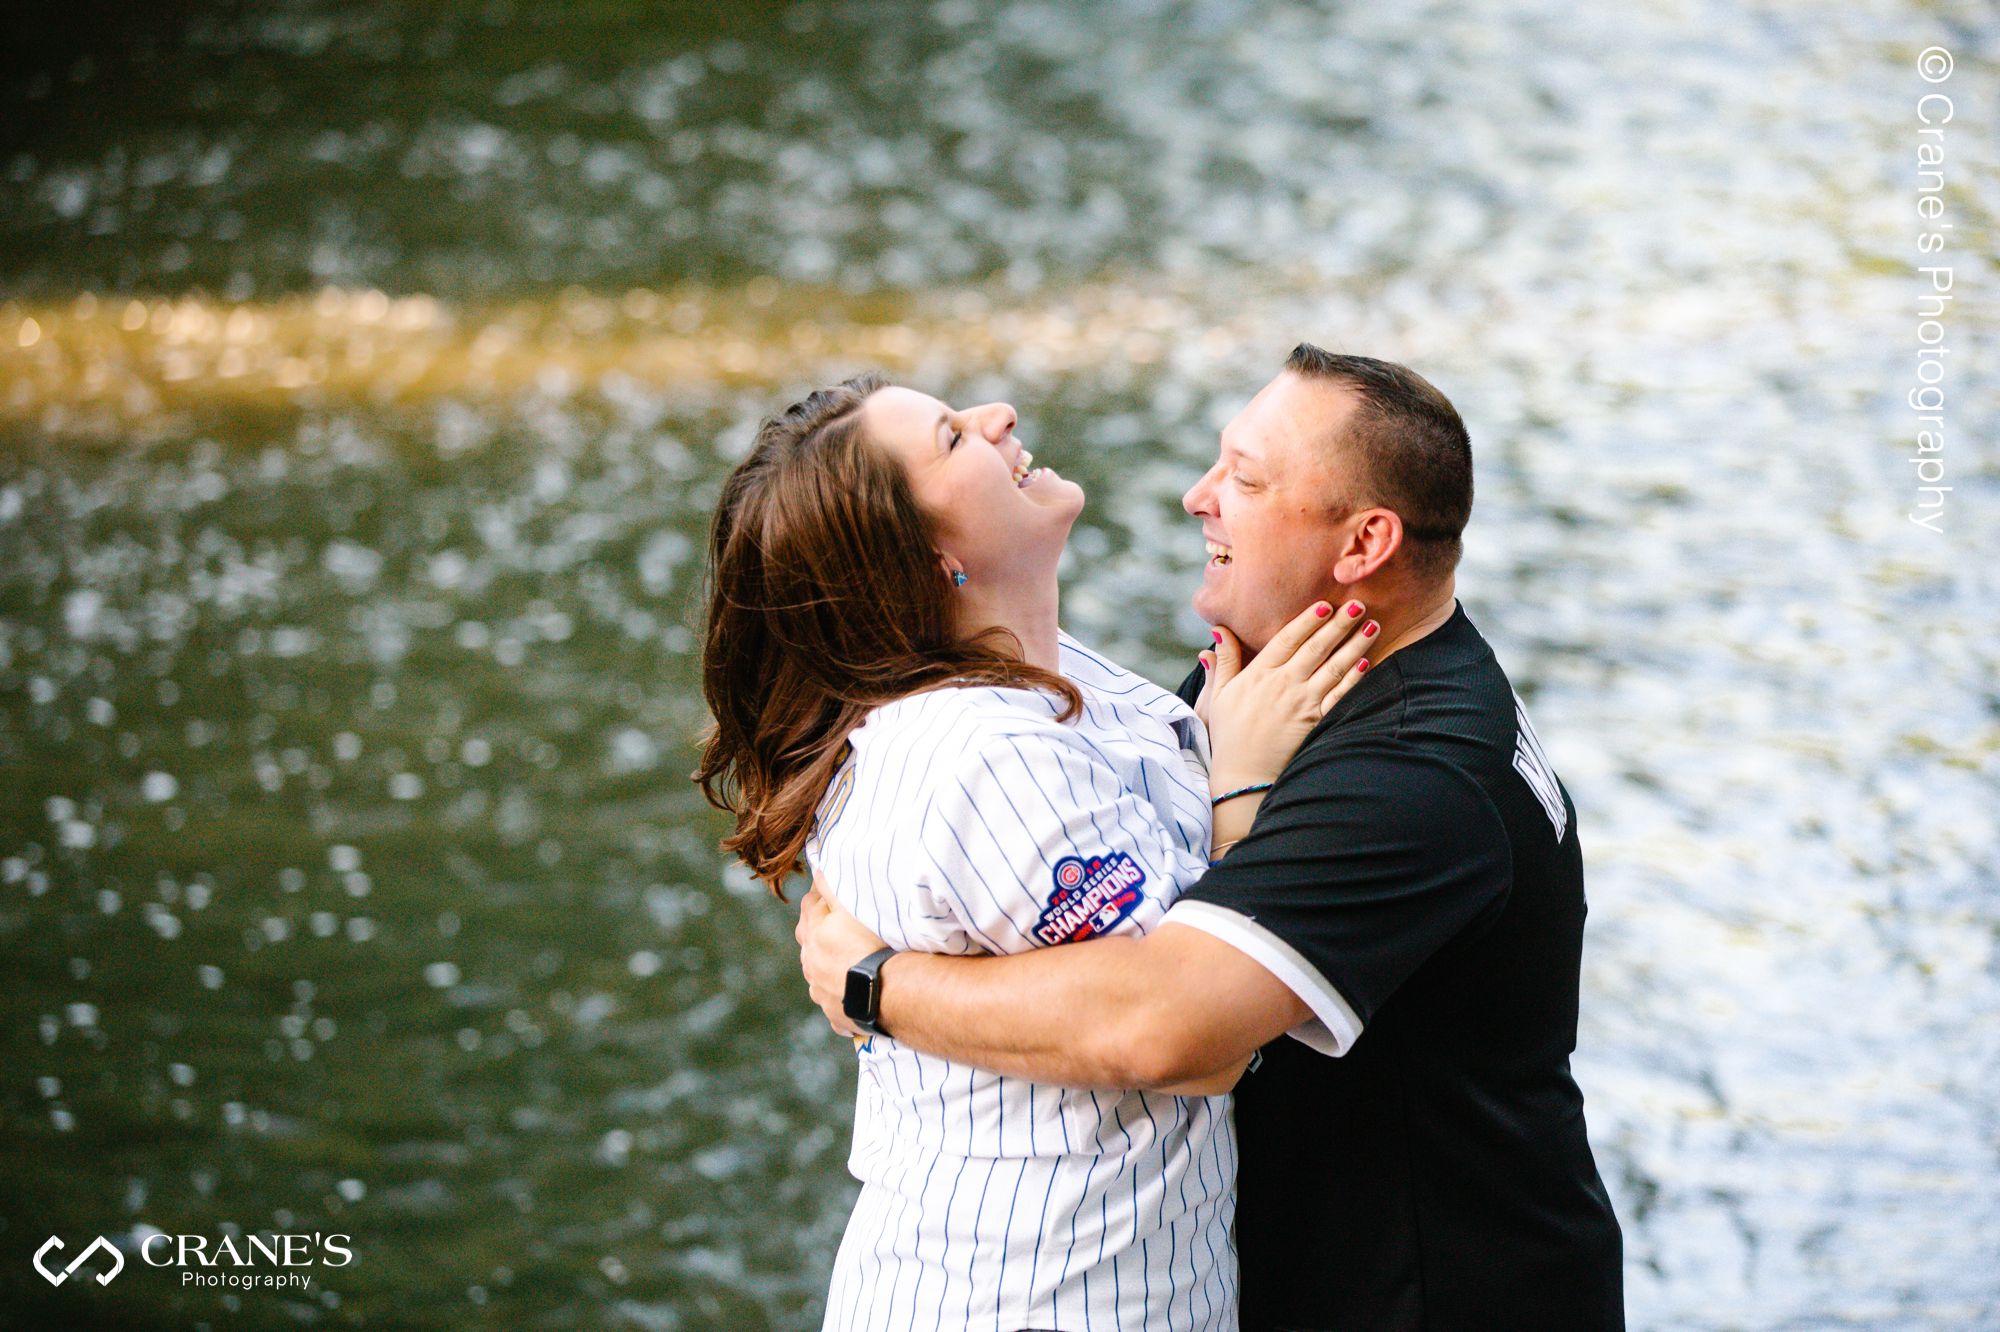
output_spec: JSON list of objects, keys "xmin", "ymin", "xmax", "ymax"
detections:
[{"xmin": 3, "ymin": 1, "xmax": 1998, "ymax": 1328}]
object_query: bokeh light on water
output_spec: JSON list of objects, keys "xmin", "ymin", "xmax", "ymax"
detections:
[{"xmin": 3, "ymin": 0, "xmax": 1998, "ymax": 1328}]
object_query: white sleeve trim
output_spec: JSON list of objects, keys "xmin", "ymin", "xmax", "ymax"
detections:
[{"xmin": 1163, "ymin": 899, "xmax": 1365, "ymax": 1057}]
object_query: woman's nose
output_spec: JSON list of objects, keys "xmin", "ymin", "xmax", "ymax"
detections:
[{"xmin": 972, "ymin": 403, "xmax": 1017, "ymax": 444}]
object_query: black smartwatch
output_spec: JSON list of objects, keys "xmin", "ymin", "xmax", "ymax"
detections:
[{"xmin": 842, "ymin": 947, "xmax": 899, "ymax": 1039}]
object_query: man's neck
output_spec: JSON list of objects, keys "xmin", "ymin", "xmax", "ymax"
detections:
[{"xmin": 1357, "ymin": 577, "xmax": 1457, "ymax": 668}]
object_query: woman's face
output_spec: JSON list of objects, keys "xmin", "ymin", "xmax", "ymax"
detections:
[{"xmin": 862, "ymin": 386, "xmax": 1085, "ymax": 585}]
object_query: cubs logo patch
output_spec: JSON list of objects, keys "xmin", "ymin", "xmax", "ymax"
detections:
[{"xmin": 1035, "ymin": 852, "xmax": 1147, "ymax": 946}]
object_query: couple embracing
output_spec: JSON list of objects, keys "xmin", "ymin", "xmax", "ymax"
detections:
[{"xmin": 697, "ymin": 345, "xmax": 1624, "ymax": 1331}]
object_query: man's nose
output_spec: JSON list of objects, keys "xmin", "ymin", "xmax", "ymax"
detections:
[{"xmin": 1183, "ymin": 470, "xmax": 1216, "ymax": 517}]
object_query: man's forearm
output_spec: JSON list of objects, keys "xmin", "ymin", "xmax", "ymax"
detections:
[
  {"xmin": 876, "ymin": 936, "xmax": 1211, "ymax": 1091},
  {"xmin": 800, "ymin": 886, "xmax": 1312, "ymax": 1090}
]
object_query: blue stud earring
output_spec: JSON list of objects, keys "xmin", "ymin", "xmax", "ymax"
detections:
[{"xmin": 951, "ymin": 570, "xmax": 968, "ymax": 587}]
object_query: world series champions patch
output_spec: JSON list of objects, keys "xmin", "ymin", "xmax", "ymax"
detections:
[{"xmin": 1035, "ymin": 852, "xmax": 1147, "ymax": 946}]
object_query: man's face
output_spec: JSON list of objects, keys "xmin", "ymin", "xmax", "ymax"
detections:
[{"xmin": 1183, "ymin": 372, "xmax": 1361, "ymax": 653}]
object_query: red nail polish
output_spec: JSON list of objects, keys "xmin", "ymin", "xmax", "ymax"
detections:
[
  {"xmin": 1356, "ymin": 659, "xmax": 1369, "ymax": 672},
  {"xmin": 1212, "ymin": 629, "xmax": 1222, "ymax": 644},
  {"xmin": 1314, "ymin": 603, "xmax": 1331, "ymax": 618},
  {"xmin": 1347, "ymin": 602, "xmax": 1363, "ymax": 617},
  {"xmin": 1362, "ymin": 621, "xmax": 1378, "ymax": 638}
]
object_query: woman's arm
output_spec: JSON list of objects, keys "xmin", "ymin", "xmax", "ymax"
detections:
[{"xmin": 1198, "ymin": 599, "xmax": 1376, "ymax": 857}]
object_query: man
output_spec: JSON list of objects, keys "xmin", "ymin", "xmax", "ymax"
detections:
[{"xmin": 797, "ymin": 345, "xmax": 1625, "ymax": 1330}]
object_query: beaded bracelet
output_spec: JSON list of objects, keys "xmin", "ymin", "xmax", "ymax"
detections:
[{"xmin": 1211, "ymin": 781, "xmax": 1273, "ymax": 807}]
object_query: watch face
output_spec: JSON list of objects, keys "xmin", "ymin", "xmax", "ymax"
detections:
[{"xmin": 842, "ymin": 965, "xmax": 875, "ymax": 1023}]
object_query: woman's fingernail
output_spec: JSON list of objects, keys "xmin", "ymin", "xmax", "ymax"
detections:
[
  {"xmin": 1212, "ymin": 629, "xmax": 1222, "ymax": 644},
  {"xmin": 1313, "ymin": 602, "xmax": 1331, "ymax": 618},
  {"xmin": 1347, "ymin": 602, "xmax": 1364, "ymax": 618},
  {"xmin": 1362, "ymin": 621, "xmax": 1378, "ymax": 638},
  {"xmin": 1356, "ymin": 659, "xmax": 1370, "ymax": 672}
]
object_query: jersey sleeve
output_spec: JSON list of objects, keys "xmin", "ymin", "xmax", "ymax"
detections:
[
  {"xmin": 1163, "ymin": 743, "xmax": 1512, "ymax": 1056},
  {"xmin": 916, "ymin": 715, "xmax": 1206, "ymax": 956}
]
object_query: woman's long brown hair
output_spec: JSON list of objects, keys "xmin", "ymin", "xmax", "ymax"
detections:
[{"xmin": 694, "ymin": 374, "xmax": 1081, "ymax": 898}]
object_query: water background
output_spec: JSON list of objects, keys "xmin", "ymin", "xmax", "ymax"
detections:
[{"xmin": 2, "ymin": 0, "xmax": 1997, "ymax": 1327}]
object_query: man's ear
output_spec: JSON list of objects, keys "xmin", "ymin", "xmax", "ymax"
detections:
[{"xmin": 1332, "ymin": 508, "xmax": 1404, "ymax": 583}]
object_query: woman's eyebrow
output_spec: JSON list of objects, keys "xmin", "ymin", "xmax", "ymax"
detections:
[{"xmin": 935, "ymin": 412, "xmax": 951, "ymax": 448}]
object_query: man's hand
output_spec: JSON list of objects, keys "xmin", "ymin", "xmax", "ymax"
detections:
[{"xmin": 796, "ymin": 875, "xmax": 888, "ymax": 1038}]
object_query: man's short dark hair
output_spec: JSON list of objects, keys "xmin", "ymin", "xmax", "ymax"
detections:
[{"xmin": 1284, "ymin": 343, "xmax": 1472, "ymax": 581}]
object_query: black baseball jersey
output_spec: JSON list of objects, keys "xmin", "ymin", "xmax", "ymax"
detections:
[{"xmin": 1165, "ymin": 603, "xmax": 1624, "ymax": 1330}]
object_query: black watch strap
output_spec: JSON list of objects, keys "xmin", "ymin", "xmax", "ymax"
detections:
[{"xmin": 842, "ymin": 946, "xmax": 899, "ymax": 1038}]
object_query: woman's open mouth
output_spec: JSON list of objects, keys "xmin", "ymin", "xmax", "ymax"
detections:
[{"xmin": 1011, "ymin": 449, "xmax": 1041, "ymax": 488}]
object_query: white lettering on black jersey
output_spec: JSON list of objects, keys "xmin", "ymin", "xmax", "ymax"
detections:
[{"xmin": 1511, "ymin": 691, "xmax": 1568, "ymax": 841}]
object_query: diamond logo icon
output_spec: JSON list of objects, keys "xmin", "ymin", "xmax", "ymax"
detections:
[{"xmin": 33, "ymin": 1235, "xmax": 125, "ymax": 1287}]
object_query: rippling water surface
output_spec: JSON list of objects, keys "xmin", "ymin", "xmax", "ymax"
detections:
[{"xmin": 3, "ymin": 0, "xmax": 1997, "ymax": 1328}]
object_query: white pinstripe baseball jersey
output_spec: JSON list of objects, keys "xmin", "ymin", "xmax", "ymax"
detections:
[{"xmin": 805, "ymin": 632, "xmax": 1238, "ymax": 1332}]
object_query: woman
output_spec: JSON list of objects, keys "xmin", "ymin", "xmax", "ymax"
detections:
[{"xmin": 695, "ymin": 374, "xmax": 1371, "ymax": 1331}]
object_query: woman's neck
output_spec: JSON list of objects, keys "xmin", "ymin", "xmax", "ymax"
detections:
[{"xmin": 954, "ymin": 571, "xmax": 1062, "ymax": 672}]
